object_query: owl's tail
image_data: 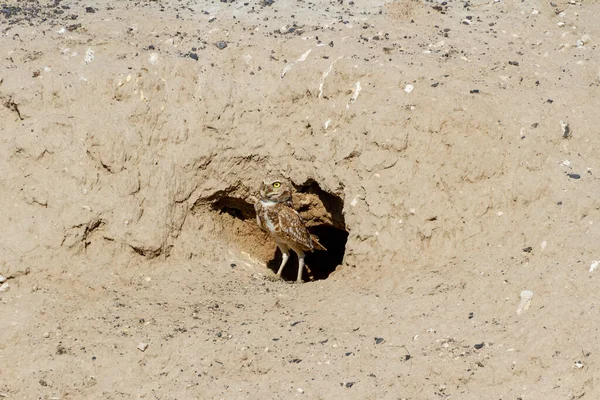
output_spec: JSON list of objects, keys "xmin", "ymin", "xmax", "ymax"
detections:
[{"xmin": 310, "ymin": 235, "xmax": 327, "ymax": 251}]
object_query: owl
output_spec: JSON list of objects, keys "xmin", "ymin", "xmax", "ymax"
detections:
[{"xmin": 254, "ymin": 178, "xmax": 326, "ymax": 283}]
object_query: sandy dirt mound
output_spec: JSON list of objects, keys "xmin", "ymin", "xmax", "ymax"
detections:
[{"xmin": 1, "ymin": 0, "xmax": 599, "ymax": 398}]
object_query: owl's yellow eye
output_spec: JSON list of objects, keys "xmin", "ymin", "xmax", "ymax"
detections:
[{"xmin": 273, "ymin": 182, "xmax": 281, "ymax": 188}]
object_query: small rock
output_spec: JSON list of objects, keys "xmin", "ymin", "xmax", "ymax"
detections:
[
  {"xmin": 590, "ymin": 261, "xmax": 599, "ymax": 273},
  {"xmin": 345, "ymin": 382, "xmax": 355, "ymax": 388},
  {"xmin": 209, "ymin": 17, "xmax": 216, "ymax": 23},
  {"xmin": 474, "ymin": 342, "xmax": 485, "ymax": 349},
  {"xmin": 516, "ymin": 290, "xmax": 534, "ymax": 315},
  {"xmin": 188, "ymin": 52, "xmax": 199, "ymax": 61},
  {"xmin": 374, "ymin": 337, "xmax": 385, "ymax": 344},
  {"xmin": 85, "ymin": 6, "xmax": 96, "ymax": 13},
  {"xmin": 137, "ymin": 342, "xmax": 149, "ymax": 352},
  {"xmin": 523, "ymin": 246, "xmax": 532, "ymax": 253},
  {"xmin": 216, "ymin": 41, "xmax": 228, "ymax": 50},
  {"xmin": 0, "ymin": 282, "xmax": 9, "ymax": 292},
  {"xmin": 508, "ymin": 61, "xmax": 519, "ymax": 66},
  {"xmin": 575, "ymin": 360, "xmax": 584, "ymax": 369},
  {"xmin": 297, "ymin": 388, "xmax": 304, "ymax": 394},
  {"xmin": 560, "ymin": 121, "xmax": 571, "ymax": 138},
  {"xmin": 0, "ymin": 275, "xmax": 6, "ymax": 283},
  {"xmin": 567, "ymin": 173, "xmax": 581, "ymax": 179},
  {"xmin": 470, "ymin": 89, "xmax": 480, "ymax": 94},
  {"xmin": 43, "ymin": 332, "xmax": 50, "ymax": 338}
]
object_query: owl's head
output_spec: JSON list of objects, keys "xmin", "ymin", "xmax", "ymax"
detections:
[{"xmin": 259, "ymin": 178, "xmax": 292, "ymax": 203}]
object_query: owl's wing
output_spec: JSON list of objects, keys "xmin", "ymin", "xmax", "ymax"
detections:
[{"xmin": 276, "ymin": 206, "xmax": 313, "ymax": 250}]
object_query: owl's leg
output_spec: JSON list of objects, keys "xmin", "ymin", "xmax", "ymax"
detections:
[
  {"xmin": 276, "ymin": 243, "xmax": 290, "ymax": 278},
  {"xmin": 296, "ymin": 250, "xmax": 306, "ymax": 283}
]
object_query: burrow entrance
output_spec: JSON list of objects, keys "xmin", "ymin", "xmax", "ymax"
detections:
[{"xmin": 207, "ymin": 180, "xmax": 348, "ymax": 282}]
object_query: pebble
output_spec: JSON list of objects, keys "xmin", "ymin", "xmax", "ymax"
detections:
[
  {"xmin": 297, "ymin": 388, "xmax": 304, "ymax": 394},
  {"xmin": 516, "ymin": 290, "xmax": 534, "ymax": 315},
  {"xmin": 216, "ymin": 41, "xmax": 228, "ymax": 50},
  {"xmin": 474, "ymin": 342, "xmax": 485, "ymax": 349},
  {"xmin": 575, "ymin": 361, "xmax": 584, "ymax": 369},
  {"xmin": 43, "ymin": 332, "xmax": 50, "ymax": 338},
  {"xmin": 567, "ymin": 173, "xmax": 580, "ymax": 179},
  {"xmin": 560, "ymin": 121, "xmax": 571, "ymax": 138},
  {"xmin": 0, "ymin": 282, "xmax": 9, "ymax": 292},
  {"xmin": 374, "ymin": 337, "xmax": 385, "ymax": 344},
  {"xmin": 590, "ymin": 261, "xmax": 599, "ymax": 273},
  {"xmin": 137, "ymin": 342, "xmax": 149, "ymax": 352},
  {"xmin": 0, "ymin": 275, "xmax": 6, "ymax": 283}
]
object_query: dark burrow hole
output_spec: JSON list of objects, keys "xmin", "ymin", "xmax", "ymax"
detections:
[
  {"xmin": 266, "ymin": 225, "xmax": 349, "ymax": 282},
  {"xmin": 209, "ymin": 181, "xmax": 349, "ymax": 282}
]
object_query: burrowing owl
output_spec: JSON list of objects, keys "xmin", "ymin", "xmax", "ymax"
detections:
[{"xmin": 254, "ymin": 178, "xmax": 326, "ymax": 283}]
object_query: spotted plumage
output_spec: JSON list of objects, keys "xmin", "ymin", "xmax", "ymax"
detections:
[{"xmin": 254, "ymin": 178, "xmax": 326, "ymax": 283}]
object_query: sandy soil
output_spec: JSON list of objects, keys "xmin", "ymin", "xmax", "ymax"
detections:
[{"xmin": 1, "ymin": 0, "xmax": 600, "ymax": 398}]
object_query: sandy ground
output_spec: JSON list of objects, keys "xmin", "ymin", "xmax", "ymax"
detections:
[{"xmin": 1, "ymin": 0, "xmax": 600, "ymax": 398}]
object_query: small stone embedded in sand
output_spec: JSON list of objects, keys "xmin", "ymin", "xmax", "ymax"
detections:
[
  {"xmin": 43, "ymin": 332, "xmax": 50, "ymax": 338},
  {"xmin": 137, "ymin": 342, "xmax": 149, "ymax": 352},
  {"xmin": 216, "ymin": 41, "xmax": 228, "ymax": 50},
  {"xmin": 404, "ymin": 84, "xmax": 414, "ymax": 93},
  {"xmin": 560, "ymin": 120, "xmax": 571, "ymax": 138},
  {"xmin": 590, "ymin": 261, "xmax": 599, "ymax": 273},
  {"xmin": 574, "ymin": 361, "xmax": 584, "ymax": 369},
  {"xmin": 297, "ymin": 388, "xmax": 304, "ymax": 393},
  {"xmin": 516, "ymin": 290, "xmax": 534, "ymax": 315},
  {"xmin": 567, "ymin": 173, "xmax": 580, "ymax": 179},
  {"xmin": 83, "ymin": 48, "xmax": 95, "ymax": 64},
  {"xmin": 0, "ymin": 275, "xmax": 6, "ymax": 283},
  {"xmin": 0, "ymin": 282, "xmax": 9, "ymax": 292},
  {"xmin": 374, "ymin": 337, "xmax": 385, "ymax": 344}
]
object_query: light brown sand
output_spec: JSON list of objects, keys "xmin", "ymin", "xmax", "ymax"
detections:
[{"xmin": 1, "ymin": 0, "xmax": 600, "ymax": 398}]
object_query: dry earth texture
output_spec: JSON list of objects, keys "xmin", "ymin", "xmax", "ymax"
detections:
[{"xmin": 1, "ymin": 0, "xmax": 600, "ymax": 398}]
